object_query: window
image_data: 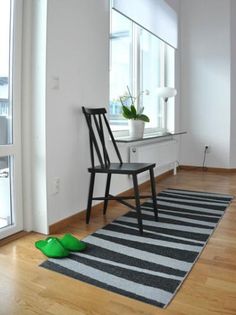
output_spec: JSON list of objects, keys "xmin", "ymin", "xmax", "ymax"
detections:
[
  {"xmin": 109, "ymin": 9, "xmax": 175, "ymax": 134},
  {"xmin": 0, "ymin": 0, "xmax": 23, "ymax": 238},
  {"xmin": 0, "ymin": 0, "xmax": 12, "ymax": 145}
]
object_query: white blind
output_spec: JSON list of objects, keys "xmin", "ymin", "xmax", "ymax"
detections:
[{"xmin": 112, "ymin": 0, "xmax": 178, "ymax": 48}]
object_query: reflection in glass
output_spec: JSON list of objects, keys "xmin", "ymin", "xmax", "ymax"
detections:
[
  {"xmin": 109, "ymin": 10, "xmax": 133, "ymax": 130},
  {"xmin": 140, "ymin": 28, "xmax": 165, "ymax": 130},
  {"xmin": 0, "ymin": 156, "xmax": 13, "ymax": 229},
  {"xmin": 0, "ymin": 0, "xmax": 13, "ymax": 145}
]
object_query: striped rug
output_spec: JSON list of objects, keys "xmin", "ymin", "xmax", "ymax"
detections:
[{"xmin": 41, "ymin": 188, "xmax": 233, "ymax": 308}]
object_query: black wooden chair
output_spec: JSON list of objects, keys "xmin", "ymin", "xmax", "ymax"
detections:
[{"xmin": 82, "ymin": 107, "xmax": 158, "ymax": 235}]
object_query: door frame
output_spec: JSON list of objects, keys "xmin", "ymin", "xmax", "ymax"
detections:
[{"xmin": 0, "ymin": 0, "xmax": 23, "ymax": 239}]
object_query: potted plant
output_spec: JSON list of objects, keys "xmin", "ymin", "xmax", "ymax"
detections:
[{"xmin": 120, "ymin": 86, "xmax": 150, "ymax": 139}]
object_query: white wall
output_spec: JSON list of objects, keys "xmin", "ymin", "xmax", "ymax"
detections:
[
  {"xmin": 165, "ymin": 0, "xmax": 180, "ymax": 13},
  {"xmin": 180, "ymin": 0, "xmax": 231, "ymax": 168},
  {"xmin": 45, "ymin": 0, "xmax": 110, "ymax": 225}
]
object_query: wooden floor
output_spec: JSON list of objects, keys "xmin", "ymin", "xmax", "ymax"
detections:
[{"xmin": 1, "ymin": 169, "xmax": 236, "ymax": 315}]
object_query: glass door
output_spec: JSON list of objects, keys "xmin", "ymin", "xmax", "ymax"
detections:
[{"xmin": 0, "ymin": 0, "xmax": 23, "ymax": 239}]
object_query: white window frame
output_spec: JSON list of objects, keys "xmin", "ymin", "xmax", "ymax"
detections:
[{"xmin": 0, "ymin": 0, "xmax": 23, "ymax": 239}]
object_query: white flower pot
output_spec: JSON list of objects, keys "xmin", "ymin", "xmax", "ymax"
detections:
[{"xmin": 129, "ymin": 120, "xmax": 145, "ymax": 139}]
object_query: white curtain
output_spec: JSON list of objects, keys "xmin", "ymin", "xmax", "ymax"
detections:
[{"xmin": 112, "ymin": 0, "xmax": 178, "ymax": 48}]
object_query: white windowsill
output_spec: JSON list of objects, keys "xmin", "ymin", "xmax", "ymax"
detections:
[{"xmin": 114, "ymin": 130, "xmax": 186, "ymax": 145}]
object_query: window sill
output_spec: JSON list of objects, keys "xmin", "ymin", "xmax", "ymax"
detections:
[{"xmin": 115, "ymin": 131, "xmax": 187, "ymax": 144}]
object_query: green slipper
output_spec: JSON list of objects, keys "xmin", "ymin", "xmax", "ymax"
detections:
[
  {"xmin": 59, "ymin": 233, "xmax": 87, "ymax": 252},
  {"xmin": 35, "ymin": 237, "xmax": 69, "ymax": 258}
]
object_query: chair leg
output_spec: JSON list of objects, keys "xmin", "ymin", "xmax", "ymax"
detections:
[
  {"xmin": 103, "ymin": 173, "xmax": 111, "ymax": 215},
  {"xmin": 86, "ymin": 172, "xmax": 95, "ymax": 224},
  {"xmin": 132, "ymin": 174, "xmax": 143, "ymax": 235},
  {"xmin": 149, "ymin": 168, "xmax": 158, "ymax": 221}
]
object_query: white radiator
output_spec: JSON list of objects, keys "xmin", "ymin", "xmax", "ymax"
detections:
[{"xmin": 129, "ymin": 139, "xmax": 178, "ymax": 175}]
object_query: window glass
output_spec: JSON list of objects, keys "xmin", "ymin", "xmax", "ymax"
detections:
[
  {"xmin": 0, "ymin": 156, "xmax": 13, "ymax": 229},
  {"xmin": 140, "ymin": 28, "xmax": 165, "ymax": 131},
  {"xmin": 109, "ymin": 10, "xmax": 132, "ymax": 131},
  {"xmin": 0, "ymin": 0, "xmax": 12, "ymax": 144}
]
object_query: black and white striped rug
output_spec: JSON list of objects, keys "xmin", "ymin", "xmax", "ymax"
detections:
[{"xmin": 41, "ymin": 188, "xmax": 233, "ymax": 308}]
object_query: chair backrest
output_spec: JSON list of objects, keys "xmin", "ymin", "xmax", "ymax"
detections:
[{"xmin": 82, "ymin": 107, "xmax": 123, "ymax": 168}]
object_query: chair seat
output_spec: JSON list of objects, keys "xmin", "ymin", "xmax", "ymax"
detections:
[{"xmin": 88, "ymin": 162, "xmax": 156, "ymax": 174}]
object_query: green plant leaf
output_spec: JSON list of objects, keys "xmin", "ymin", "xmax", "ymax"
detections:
[
  {"xmin": 119, "ymin": 86, "xmax": 150, "ymax": 122},
  {"xmin": 122, "ymin": 105, "xmax": 132, "ymax": 119},
  {"xmin": 122, "ymin": 112, "xmax": 130, "ymax": 119},
  {"xmin": 130, "ymin": 105, "xmax": 137, "ymax": 117},
  {"xmin": 137, "ymin": 114, "xmax": 150, "ymax": 122}
]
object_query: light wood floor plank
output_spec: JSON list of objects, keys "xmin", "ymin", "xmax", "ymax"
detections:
[{"xmin": 0, "ymin": 170, "xmax": 236, "ymax": 315}]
